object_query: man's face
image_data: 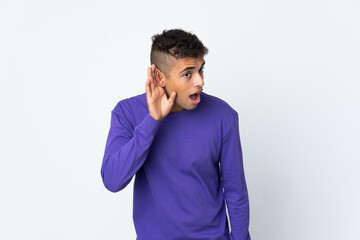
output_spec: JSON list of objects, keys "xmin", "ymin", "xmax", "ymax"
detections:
[{"xmin": 156, "ymin": 57, "xmax": 205, "ymax": 112}]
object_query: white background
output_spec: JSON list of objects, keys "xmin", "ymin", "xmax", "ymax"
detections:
[{"xmin": 1, "ymin": 0, "xmax": 359, "ymax": 239}]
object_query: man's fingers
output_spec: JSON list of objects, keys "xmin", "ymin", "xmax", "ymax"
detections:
[
  {"xmin": 148, "ymin": 67, "xmax": 155, "ymax": 96},
  {"xmin": 145, "ymin": 78, "xmax": 151, "ymax": 96}
]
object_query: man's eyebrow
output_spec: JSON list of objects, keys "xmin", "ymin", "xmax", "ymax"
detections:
[
  {"xmin": 180, "ymin": 66, "xmax": 195, "ymax": 74},
  {"xmin": 179, "ymin": 61, "xmax": 206, "ymax": 74}
]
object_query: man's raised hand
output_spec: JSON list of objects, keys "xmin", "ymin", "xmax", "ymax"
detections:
[{"xmin": 145, "ymin": 64, "xmax": 176, "ymax": 122}]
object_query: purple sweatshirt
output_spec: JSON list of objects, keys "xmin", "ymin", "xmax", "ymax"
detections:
[{"xmin": 100, "ymin": 91, "xmax": 251, "ymax": 240}]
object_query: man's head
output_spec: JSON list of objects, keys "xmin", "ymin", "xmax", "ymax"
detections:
[{"xmin": 150, "ymin": 29, "xmax": 209, "ymax": 112}]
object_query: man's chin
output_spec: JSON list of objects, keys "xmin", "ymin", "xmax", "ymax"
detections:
[{"xmin": 186, "ymin": 104, "xmax": 198, "ymax": 111}]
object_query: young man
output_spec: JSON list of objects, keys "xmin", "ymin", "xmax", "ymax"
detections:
[{"xmin": 100, "ymin": 29, "xmax": 251, "ymax": 240}]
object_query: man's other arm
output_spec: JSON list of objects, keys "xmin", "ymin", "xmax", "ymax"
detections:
[{"xmin": 219, "ymin": 111, "xmax": 251, "ymax": 240}]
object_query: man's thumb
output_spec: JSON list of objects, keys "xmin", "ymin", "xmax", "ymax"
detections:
[{"xmin": 168, "ymin": 92, "xmax": 176, "ymax": 106}]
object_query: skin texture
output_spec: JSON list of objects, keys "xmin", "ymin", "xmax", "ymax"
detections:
[{"xmin": 145, "ymin": 57, "xmax": 205, "ymax": 122}]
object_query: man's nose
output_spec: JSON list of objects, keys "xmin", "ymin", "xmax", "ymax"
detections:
[{"xmin": 195, "ymin": 74, "xmax": 205, "ymax": 88}]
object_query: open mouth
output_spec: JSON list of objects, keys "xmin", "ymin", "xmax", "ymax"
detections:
[{"xmin": 189, "ymin": 92, "xmax": 201, "ymax": 104}]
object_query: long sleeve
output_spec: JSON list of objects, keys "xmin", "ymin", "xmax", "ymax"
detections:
[
  {"xmin": 100, "ymin": 102, "xmax": 161, "ymax": 192},
  {"xmin": 219, "ymin": 111, "xmax": 251, "ymax": 240}
]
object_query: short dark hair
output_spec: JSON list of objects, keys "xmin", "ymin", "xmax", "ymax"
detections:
[{"xmin": 150, "ymin": 29, "xmax": 208, "ymax": 78}]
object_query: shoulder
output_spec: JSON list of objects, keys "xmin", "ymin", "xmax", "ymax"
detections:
[
  {"xmin": 110, "ymin": 93, "xmax": 147, "ymax": 129},
  {"xmin": 201, "ymin": 92, "xmax": 239, "ymax": 137},
  {"xmin": 202, "ymin": 92, "xmax": 238, "ymax": 120},
  {"xmin": 113, "ymin": 92, "xmax": 147, "ymax": 114}
]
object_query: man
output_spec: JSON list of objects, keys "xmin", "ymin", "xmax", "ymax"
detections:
[{"xmin": 100, "ymin": 29, "xmax": 251, "ymax": 240}]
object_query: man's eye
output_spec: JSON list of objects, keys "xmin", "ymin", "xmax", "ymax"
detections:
[
  {"xmin": 184, "ymin": 72, "xmax": 191, "ymax": 78},
  {"xmin": 200, "ymin": 67, "xmax": 205, "ymax": 73}
]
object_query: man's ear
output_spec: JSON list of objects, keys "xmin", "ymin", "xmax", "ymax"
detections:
[{"xmin": 155, "ymin": 68, "xmax": 166, "ymax": 87}]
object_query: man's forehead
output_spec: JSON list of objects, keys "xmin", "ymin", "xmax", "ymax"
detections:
[{"xmin": 173, "ymin": 57, "xmax": 205, "ymax": 68}]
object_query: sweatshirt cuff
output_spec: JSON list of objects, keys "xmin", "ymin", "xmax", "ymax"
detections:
[{"xmin": 136, "ymin": 114, "xmax": 161, "ymax": 137}]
